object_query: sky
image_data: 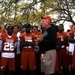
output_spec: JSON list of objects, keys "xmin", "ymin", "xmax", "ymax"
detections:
[
  {"xmin": 63, "ymin": 22, "xmax": 72, "ymax": 31},
  {"xmin": 63, "ymin": 15, "xmax": 75, "ymax": 31},
  {"xmin": 51, "ymin": 14, "xmax": 73, "ymax": 32}
]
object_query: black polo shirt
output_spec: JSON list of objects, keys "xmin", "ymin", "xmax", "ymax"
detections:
[{"xmin": 39, "ymin": 26, "xmax": 56, "ymax": 52}]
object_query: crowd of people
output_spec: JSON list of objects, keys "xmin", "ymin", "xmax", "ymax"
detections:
[{"xmin": 0, "ymin": 15, "xmax": 75, "ymax": 75}]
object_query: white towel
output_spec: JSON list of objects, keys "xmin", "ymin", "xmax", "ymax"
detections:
[{"xmin": 68, "ymin": 43, "xmax": 74, "ymax": 55}]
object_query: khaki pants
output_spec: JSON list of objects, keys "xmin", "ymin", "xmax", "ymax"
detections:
[{"xmin": 41, "ymin": 50, "xmax": 56, "ymax": 74}]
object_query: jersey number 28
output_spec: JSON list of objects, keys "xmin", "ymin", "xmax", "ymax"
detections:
[{"xmin": 4, "ymin": 42, "xmax": 14, "ymax": 51}]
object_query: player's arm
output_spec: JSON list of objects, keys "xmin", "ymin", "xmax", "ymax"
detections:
[{"xmin": 20, "ymin": 37, "xmax": 29, "ymax": 47}]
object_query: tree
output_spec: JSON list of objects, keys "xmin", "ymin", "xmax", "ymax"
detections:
[
  {"xmin": 0, "ymin": 0, "xmax": 75, "ymax": 27},
  {"xmin": 48, "ymin": 0, "xmax": 75, "ymax": 25},
  {"xmin": 39, "ymin": 0, "xmax": 75, "ymax": 25}
]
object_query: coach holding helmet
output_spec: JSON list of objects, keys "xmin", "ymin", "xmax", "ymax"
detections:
[{"xmin": 37, "ymin": 15, "xmax": 57, "ymax": 75}]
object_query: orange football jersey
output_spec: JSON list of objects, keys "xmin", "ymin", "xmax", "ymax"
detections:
[{"xmin": 1, "ymin": 33, "xmax": 17, "ymax": 52}]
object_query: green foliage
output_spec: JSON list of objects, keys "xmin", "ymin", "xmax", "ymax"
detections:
[
  {"xmin": 9, "ymin": 0, "xmax": 19, "ymax": 3},
  {"xmin": 0, "ymin": 0, "xmax": 75, "ymax": 26}
]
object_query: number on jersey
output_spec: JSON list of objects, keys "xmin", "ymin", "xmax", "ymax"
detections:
[{"xmin": 4, "ymin": 42, "xmax": 14, "ymax": 51}]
